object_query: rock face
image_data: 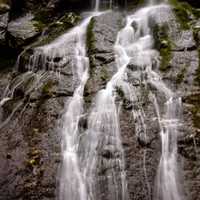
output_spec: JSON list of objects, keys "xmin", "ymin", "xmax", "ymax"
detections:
[
  {"xmin": 8, "ymin": 14, "xmax": 40, "ymax": 47},
  {"xmin": 0, "ymin": 1, "xmax": 200, "ymax": 200},
  {"xmin": 0, "ymin": 12, "xmax": 8, "ymax": 45},
  {"xmin": 0, "ymin": 70, "xmax": 68, "ymax": 199},
  {"xmin": 85, "ymin": 11, "xmax": 124, "ymax": 101},
  {"xmin": 150, "ymin": 4, "xmax": 200, "ymax": 200}
]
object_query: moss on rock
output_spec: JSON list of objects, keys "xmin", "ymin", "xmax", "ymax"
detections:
[
  {"xmin": 33, "ymin": 12, "xmax": 81, "ymax": 47},
  {"xmin": 176, "ymin": 65, "xmax": 187, "ymax": 84},
  {"xmin": 169, "ymin": 0, "xmax": 200, "ymax": 30},
  {"xmin": 87, "ymin": 17, "xmax": 96, "ymax": 55},
  {"xmin": 153, "ymin": 24, "xmax": 173, "ymax": 72}
]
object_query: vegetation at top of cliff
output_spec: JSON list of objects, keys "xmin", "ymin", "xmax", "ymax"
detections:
[
  {"xmin": 153, "ymin": 24, "xmax": 174, "ymax": 72},
  {"xmin": 169, "ymin": 0, "xmax": 200, "ymax": 30}
]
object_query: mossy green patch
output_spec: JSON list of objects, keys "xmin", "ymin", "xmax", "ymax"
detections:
[
  {"xmin": 153, "ymin": 25, "xmax": 174, "ymax": 72},
  {"xmin": 33, "ymin": 21, "xmax": 46, "ymax": 32},
  {"xmin": 33, "ymin": 13, "xmax": 81, "ymax": 47},
  {"xmin": 194, "ymin": 48, "xmax": 200, "ymax": 86},
  {"xmin": 100, "ymin": 67, "xmax": 109, "ymax": 82},
  {"xmin": 87, "ymin": 17, "xmax": 96, "ymax": 55},
  {"xmin": 169, "ymin": 0, "xmax": 200, "ymax": 30},
  {"xmin": 42, "ymin": 79, "xmax": 57, "ymax": 97},
  {"xmin": 176, "ymin": 65, "xmax": 187, "ymax": 84}
]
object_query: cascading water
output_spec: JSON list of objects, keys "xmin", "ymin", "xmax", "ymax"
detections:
[
  {"xmin": 20, "ymin": 7, "xmax": 102, "ymax": 200},
  {"xmin": 57, "ymin": 17, "xmax": 92, "ymax": 200},
  {"xmin": 94, "ymin": 0, "xmax": 113, "ymax": 11},
  {"xmin": 112, "ymin": 2, "xmax": 185, "ymax": 200},
  {"xmin": 95, "ymin": 0, "xmax": 100, "ymax": 11},
  {"xmin": 11, "ymin": 1, "xmax": 184, "ymax": 200}
]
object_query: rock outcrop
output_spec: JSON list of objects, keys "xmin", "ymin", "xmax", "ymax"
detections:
[{"xmin": 0, "ymin": 0, "xmax": 199, "ymax": 200}]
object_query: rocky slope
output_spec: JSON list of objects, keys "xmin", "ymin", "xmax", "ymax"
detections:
[{"xmin": 0, "ymin": 0, "xmax": 199, "ymax": 200}]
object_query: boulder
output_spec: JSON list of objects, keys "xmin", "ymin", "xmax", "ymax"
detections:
[{"xmin": 8, "ymin": 14, "xmax": 40, "ymax": 47}]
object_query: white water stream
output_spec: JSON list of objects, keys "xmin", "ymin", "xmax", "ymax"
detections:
[
  {"xmin": 1, "ymin": 0, "xmax": 185, "ymax": 199},
  {"xmin": 113, "ymin": 3, "xmax": 184, "ymax": 200},
  {"xmin": 57, "ymin": 17, "xmax": 92, "ymax": 200}
]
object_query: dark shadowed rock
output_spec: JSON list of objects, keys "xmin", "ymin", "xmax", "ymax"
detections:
[{"xmin": 0, "ymin": 12, "xmax": 8, "ymax": 45}]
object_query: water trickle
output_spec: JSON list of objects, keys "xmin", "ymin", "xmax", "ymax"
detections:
[
  {"xmin": 113, "ymin": 3, "xmax": 185, "ymax": 200},
  {"xmin": 56, "ymin": 15, "xmax": 102, "ymax": 200},
  {"xmin": 19, "ymin": 11, "xmax": 101, "ymax": 200},
  {"xmin": 95, "ymin": 0, "xmax": 100, "ymax": 11},
  {"xmin": 8, "ymin": 1, "xmax": 185, "ymax": 200},
  {"xmin": 94, "ymin": 0, "xmax": 113, "ymax": 11}
]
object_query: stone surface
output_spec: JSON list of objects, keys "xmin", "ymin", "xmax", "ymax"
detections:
[
  {"xmin": 151, "ymin": 4, "xmax": 200, "ymax": 200},
  {"xmin": 0, "ymin": 12, "xmax": 8, "ymax": 45},
  {"xmin": 0, "ymin": 1, "xmax": 199, "ymax": 200},
  {"xmin": 85, "ymin": 11, "xmax": 124, "ymax": 103},
  {"xmin": 8, "ymin": 14, "xmax": 40, "ymax": 47}
]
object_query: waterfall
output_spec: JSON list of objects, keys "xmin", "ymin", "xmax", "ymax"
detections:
[
  {"xmin": 113, "ymin": 3, "xmax": 185, "ymax": 200},
  {"xmin": 9, "ymin": 1, "xmax": 185, "ymax": 200},
  {"xmin": 94, "ymin": 0, "xmax": 113, "ymax": 11},
  {"xmin": 94, "ymin": 0, "xmax": 100, "ymax": 11},
  {"xmin": 19, "ymin": 11, "xmax": 101, "ymax": 200},
  {"xmin": 58, "ymin": 17, "xmax": 92, "ymax": 200},
  {"xmin": 95, "ymin": 0, "xmax": 100, "ymax": 11}
]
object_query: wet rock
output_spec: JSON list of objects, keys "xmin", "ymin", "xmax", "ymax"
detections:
[
  {"xmin": 151, "ymin": 3, "xmax": 200, "ymax": 200},
  {"xmin": 173, "ymin": 30, "xmax": 197, "ymax": 50},
  {"xmin": 85, "ymin": 11, "xmax": 124, "ymax": 101},
  {"xmin": 8, "ymin": 14, "xmax": 40, "ymax": 47},
  {"xmin": 0, "ymin": 12, "xmax": 8, "ymax": 45},
  {"xmin": 0, "ymin": 68, "xmax": 67, "ymax": 199}
]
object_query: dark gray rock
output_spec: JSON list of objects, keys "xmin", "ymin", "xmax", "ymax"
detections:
[
  {"xmin": 85, "ymin": 11, "xmax": 124, "ymax": 101},
  {"xmin": 0, "ymin": 69, "xmax": 68, "ymax": 200},
  {"xmin": 8, "ymin": 14, "xmax": 40, "ymax": 47}
]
